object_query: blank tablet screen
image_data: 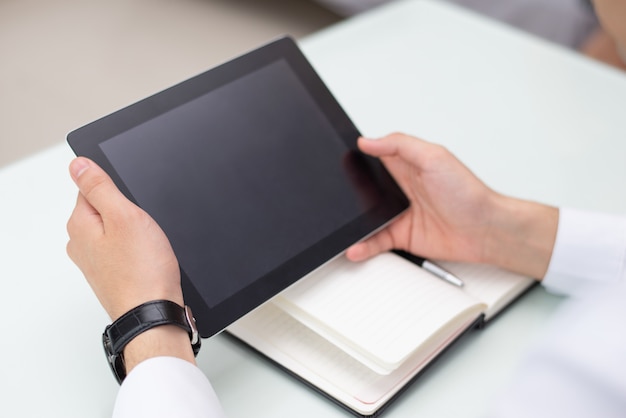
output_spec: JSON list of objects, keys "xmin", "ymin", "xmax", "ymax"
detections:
[{"xmin": 100, "ymin": 59, "xmax": 369, "ymax": 308}]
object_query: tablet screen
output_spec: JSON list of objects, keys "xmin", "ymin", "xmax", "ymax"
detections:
[
  {"xmin": 68, "ymin": 37, "xmax": 408, "ymax": 337},
  {"xmin": 100, "ymin": 59, "xmax": 369, "ymax": 308}
]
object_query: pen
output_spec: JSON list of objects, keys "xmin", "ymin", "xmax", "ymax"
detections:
[{"xmin": 392, "ymin": 250, "xmax": 464, "ymax": 287}]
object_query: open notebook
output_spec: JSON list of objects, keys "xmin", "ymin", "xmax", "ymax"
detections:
[{"xmin": 227, "ymin": 252, "xmax": 535, "ymax": 417}]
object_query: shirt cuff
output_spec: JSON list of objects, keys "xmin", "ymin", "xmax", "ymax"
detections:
[
  {"xmin": 113, "ymin": 357, "xmax": 226, "ymax": 418},
  {"xmin": 543, "ymin": 207, "xmax": 626, "ymax": 297}
]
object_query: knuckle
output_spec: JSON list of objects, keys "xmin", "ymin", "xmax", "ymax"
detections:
[
  {"xmin": 66, "ymin": 214, "xmax": 79, "ymax": 238},
  {"xmin": 424, "ymin": 143, "xmax": 451, "ymax": 164},
  {"xmin": 66, "ymin": 240, "xmax": 76, "ymax": 261},
  {"xmin": 82, "ymin": 175, "xmax": 109, "ymax": 201}
]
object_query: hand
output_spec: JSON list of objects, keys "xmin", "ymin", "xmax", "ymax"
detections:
[
  {"xmin": 66, "ymin": 157, "xmax": 183, "ymax": 321},
  {"xmin": 67, "ymin": 157, "xmax": 195, "ymax": 373},
  {"xmin": 346, "ymin": 133, "xmax": 558, "ymax": 279},
  {"xmin": 580, "ymin": 28, "xmax": 626, "ymax": 71},
  {"xmin": 591, "ymin": 0, "xmax": 626, "ymax": 54},
  {"xmin": 346, "ymin": 133, "xmax": 498, "ymax": 262}
]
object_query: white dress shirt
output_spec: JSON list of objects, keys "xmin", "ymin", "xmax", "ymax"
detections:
[
  {"xmin": 113, "ymin": 207, "xmax": 626, "ymax": 418},
  {"xmin": 113, "ymin": 356, "xmax": 226, "ymax": 418},
  {"xmin": 486, "ymin": 208, "xmax": 626, "ymax": 417}
]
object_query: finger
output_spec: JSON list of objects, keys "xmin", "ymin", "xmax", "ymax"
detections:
[
  {"xmin": 357, "ymin": 133, "xmax": 410, "ymax": 156},
  {"xmin": 69, "ymin": 157, "xmax": 130, "ymax": 217},
  {"xmin": 66, "ymin": 192, "xmax": 103, "ymax": 268},
  {"xmin": 358, "ymin": 133, "xmax": 438, "ymax": 162},
  {"xmin": 67, "ymin": 192, "xmax": 103, "ymax": 239},
  {"xmin": 346, "ymin": 227, "xmax": 396, "ymax": 262}
]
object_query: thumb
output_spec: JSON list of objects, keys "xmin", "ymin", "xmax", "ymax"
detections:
[
  {"xmin": 345, "ymin": 227, "xmax": 396, "ymax": 262},
  {"xmin": 69, "ymin": 157, "xmax": 128, "ymax": 215},
  {"xmin": 358, "ymin": 133, "xmax": 435, "ymax": 164}
]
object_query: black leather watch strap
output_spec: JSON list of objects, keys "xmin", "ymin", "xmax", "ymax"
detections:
[{"xmin": 102, "ymin": 300, "xmax": 201, "ymax": 384}]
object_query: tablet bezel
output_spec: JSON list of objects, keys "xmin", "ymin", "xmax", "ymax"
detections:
[{"xmin": 67, "ymin": 36, "xmax": 409, "ymax": 337}]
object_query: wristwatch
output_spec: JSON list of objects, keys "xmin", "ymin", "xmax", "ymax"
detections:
[{"xmin": 102, "ymin": 299, "xmax": 201, "ymax": 384}]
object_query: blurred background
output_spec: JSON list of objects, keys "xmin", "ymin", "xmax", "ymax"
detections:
[
  {"xmin": 0, "ymin": 0, "xmax": 342, "ymax": 168},
  {"xmin": 1, "ymin": 0, "xmax": 613, "ymax": 169}
]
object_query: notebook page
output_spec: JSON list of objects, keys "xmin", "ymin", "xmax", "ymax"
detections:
[
  {"xmin": 273, "ymin": 253, "xmax": 485, "ymax": 373},
  {"xmin": 227, "ymin": 302, "xmax": 477, "ymax": 416},
  {"xmin": 435, "ymin": 261, "xmax": 535, "ymax": 320}
]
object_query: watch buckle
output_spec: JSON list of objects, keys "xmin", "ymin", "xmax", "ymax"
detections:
[{"xmin": 184, "ymin": 305, "xmax": 200, "ymax": 345}]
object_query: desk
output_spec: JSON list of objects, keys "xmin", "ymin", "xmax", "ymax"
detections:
[{"xmin": 1, "ymin": 1, "xmax": 625, "ymax": 417}]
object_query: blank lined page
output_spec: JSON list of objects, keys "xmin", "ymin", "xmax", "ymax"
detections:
[
  {"xmin": 273, "ymin": 253, "xmax": 484, "ymax": 372},
  {"xmin": 435, "ymin": 261, "xmax": 535, "ymax": 320}
]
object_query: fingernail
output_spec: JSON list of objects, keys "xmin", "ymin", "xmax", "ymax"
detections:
[{"xmin": 70, "ymin": 158, "xmax": 90, "ymax": 180}]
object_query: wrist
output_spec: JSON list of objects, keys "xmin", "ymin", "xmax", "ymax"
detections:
[
  {"xmin": 107, "ymin": 290, "xmax": 184, "ymax": 323},
  {"xmin": 102, "ymin": 300, "xmax": 201, "ymax": 383},
  {"xmin": 123, "ymin": 325, "xmax": 196, "ymax": 375},
  {"xmin": 484, "ymin": 195, "xmax": 558, "ymax": 279}
]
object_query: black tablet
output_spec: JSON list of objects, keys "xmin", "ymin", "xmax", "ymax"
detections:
[{"xmin": 67, "ymin": 36, "xmax": 409, "ymax": 337}]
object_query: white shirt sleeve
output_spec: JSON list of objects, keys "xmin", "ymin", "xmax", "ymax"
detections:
[
  {"xmin": 487, "ymin": 280, "xmax": 626, "ymax": 418},
  {"xmin": 543, "ymin": 207, "xmax": 626, "ymax": 297},
  {"xmin": 486, "ymin": 207, "xmax": 626, "ymax": 417},
  {"xmin": 113, "ymin": 357, "xmax": 227, "ymax": 418}
]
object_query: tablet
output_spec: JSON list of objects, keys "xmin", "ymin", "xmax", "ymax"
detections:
[{"xmin": 67, "ymin": 36, "xmax": 409, "ymax": 337}]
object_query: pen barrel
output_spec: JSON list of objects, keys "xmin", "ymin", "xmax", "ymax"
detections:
[
  {"xmin": 422, "ymin": 261, "xmax": 448, "ymax": 277},
  {"xmin": 421, "ymin": 261, "xmax": 464, "ymax": 287}
]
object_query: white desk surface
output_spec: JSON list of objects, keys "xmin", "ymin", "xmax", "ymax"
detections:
[{"xmin": 1, "ymin": 1, "xmax": 625, "ymax": 417}]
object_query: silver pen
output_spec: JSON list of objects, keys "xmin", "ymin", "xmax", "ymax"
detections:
[{"xmin": 393, "ymin": 250, "xmax": 464, "ymax": 287}]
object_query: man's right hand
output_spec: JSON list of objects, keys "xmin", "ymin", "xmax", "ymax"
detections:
[{"xmin": 346, "ymin": 133, "xmax": 559, "ymax": 279}]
